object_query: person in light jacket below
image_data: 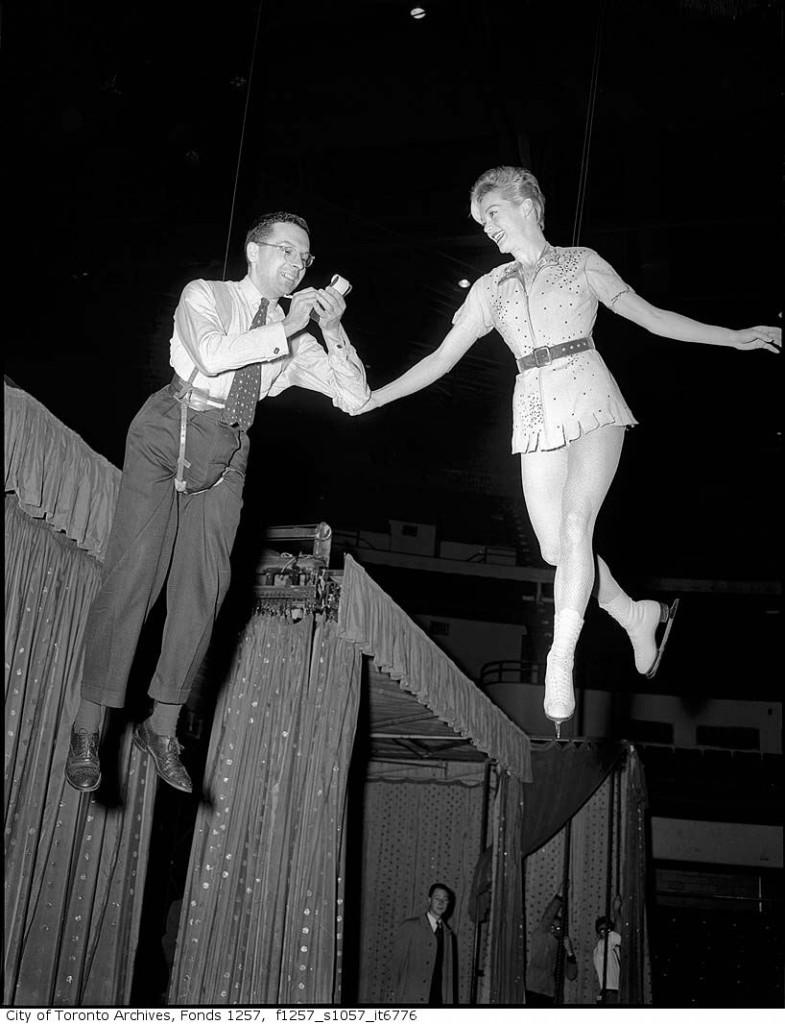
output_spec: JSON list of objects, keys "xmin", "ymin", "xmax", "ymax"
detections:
[
  {"xmin": 593, "ymin": 895, "xmax": 623, "ymax": 1004},
  {"xmin": 390, "ymin": 883, "xmax": 457, "ymax": 1004}
]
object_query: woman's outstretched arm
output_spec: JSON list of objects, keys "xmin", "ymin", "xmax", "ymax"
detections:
[
  {"xmin": 612, "ymin": 291, "xmax": 781, "ymax": 353},
  {"xmin": 359, "ymin": 318, "xmax": 481, "ymax": 413}
]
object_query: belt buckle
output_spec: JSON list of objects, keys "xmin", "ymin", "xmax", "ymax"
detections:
[{"xmin": 533, "ymin": 346, "xmax": 552, "ymax": 368}]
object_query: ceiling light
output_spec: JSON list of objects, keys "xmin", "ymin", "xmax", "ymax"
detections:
[
  {"xmin": 458, "ymin": 278, "xmax": 471, "ymax": 289},
  {"xmin": 410, "ymin": 7, "xmax": 426, "ymax": 19}
]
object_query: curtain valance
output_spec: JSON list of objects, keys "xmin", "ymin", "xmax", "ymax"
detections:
[
  {"xmin": 4, "ymin": 383, "xmax": 120, "ymax": 562},
  {"xmin": 337, "ymin": 554, "xmax": 532, "ymax": 781}
]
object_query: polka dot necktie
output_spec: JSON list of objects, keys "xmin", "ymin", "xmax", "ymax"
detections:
[{"xmin": 222, "ymin": 297, "xmax": 269, "ymax": 431}]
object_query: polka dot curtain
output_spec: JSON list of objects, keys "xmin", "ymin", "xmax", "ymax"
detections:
[
  {"xmin": 5, "ymin": 499, "xmax": 158, "ymax": 1005},
  {"xmin": 168, "ymin": 611, "xmax": 362, "ymax": 1004},
  {"xmin": 355, "ymin": 773, "xmax": 487, "ymax": 1004},
  {"xmin": 524, "ymin": 755, "xmax": 652, "ymax": 1006}
]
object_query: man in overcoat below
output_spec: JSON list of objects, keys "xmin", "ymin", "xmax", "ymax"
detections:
[{"xmin": 390, "ymin": 883, "xmax": 457, "ymax": 1004}]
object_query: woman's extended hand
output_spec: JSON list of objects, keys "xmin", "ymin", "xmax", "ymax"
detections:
[{"xmin": 730, "ymin": 325, "xmax": 781, "ymax": 353}]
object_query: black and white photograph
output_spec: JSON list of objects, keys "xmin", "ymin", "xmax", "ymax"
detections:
[{"xmin": 4, "ymin": 0, "xmax": 782, "ymax": 1012}]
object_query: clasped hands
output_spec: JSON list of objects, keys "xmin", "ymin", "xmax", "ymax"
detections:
[
  {"xmin": 351, "ymin": 393, "xmax": 379, "ymax": 416},
  {"xmin": 282, "ymin": 285, "xmax": 346, "ymax": 336}
]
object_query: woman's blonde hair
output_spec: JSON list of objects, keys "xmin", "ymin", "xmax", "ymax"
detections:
[{"xmin": 470, "ymin": 166, "xmax": 545, "ymax": 229}]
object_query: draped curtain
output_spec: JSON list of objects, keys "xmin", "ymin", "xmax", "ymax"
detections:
[
  {"xmin": 350, "ymin": 762, "xmax": 526, "ymax": 1006},
  {"xmin": 355, "ymin": 770, "xmax": 487, "ymax": 1004},
  {"xmin": 486, "ymin": 771, "xmax": 526, "ymax": 1003},
  {"xmin": 338, "ymin": 555, "xmax": 531, "ymax": 1005},
  {"xmin": 523, "ymin": 746, "xmax": 651, "ymax": 1006},
  {"xmin": 620, "ymin": 747, "xmax": 652, "ymax": 1002},
  {"xmin": 5, "ymin": 383, "xmax": 650, "ymax": 1010},
  {"xmin": 522, "ymin": 740, "xmax": 625, "ymax": 858},
  {"xmin": 5, "ymin": 382, "xmax": 120, "ymax": 562},
  {"xmin": 4, "ymin": 497, "xmax": 158, "ymax": 1006},
  {"xmin": 169, "ymin": 611, "xmax": 361, "ymax": 1005},
  {"xmin": 4, "ymin": 384, "xmax": 162, "ymax": 1007},
  {"xmin": 337, "ymin": 556, "xmax": 531, "ymax": 781}
]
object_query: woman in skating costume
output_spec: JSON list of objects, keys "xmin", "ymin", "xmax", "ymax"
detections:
[{"xmin": 358, "ymin": 166, "xmax": 780, "ymax": 733}]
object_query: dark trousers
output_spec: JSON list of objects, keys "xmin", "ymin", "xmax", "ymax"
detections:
[
  {"xmin": 81, "ymin": 387, "xmax": 250, "ymax": 707},
  {"xmin": 525, "ymin": 990, "xmax": 555, "ymax": 1007},
  {"xmin": 428, "ymin": 923, "xmax": 445, "ymax": 1005}
]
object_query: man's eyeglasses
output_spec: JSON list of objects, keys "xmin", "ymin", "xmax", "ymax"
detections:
[{"xmin": 256, "ymin": 241, "xmax": 315, "ymax": 268}]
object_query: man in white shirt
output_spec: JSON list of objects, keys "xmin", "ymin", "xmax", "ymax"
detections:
[{"xmin": 65, "ymin": 211, "xmax": 369, "ymax": 795}]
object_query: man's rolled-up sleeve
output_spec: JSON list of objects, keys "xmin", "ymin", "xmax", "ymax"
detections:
[{"xmin": 269, "ymin": 325, "xmax": 370, "ymax": 412}]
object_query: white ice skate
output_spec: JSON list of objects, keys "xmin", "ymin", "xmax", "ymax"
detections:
[
  {"xmin": 543, "ymin": 654, "xmax": 575, "ymax": 738},
  {"xmin": 628, "ymin": 598, "xmax": 680, "ymax": 678}
]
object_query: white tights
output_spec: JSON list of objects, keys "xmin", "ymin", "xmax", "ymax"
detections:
[{"xmin": 521, "ymin": 426, "xmax": 631, "ymax": 669}]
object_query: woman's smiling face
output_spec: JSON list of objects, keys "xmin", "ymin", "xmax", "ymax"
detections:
[{"xmin": 475, "ymin": 190, "xmax": 530, "ymax": 254}]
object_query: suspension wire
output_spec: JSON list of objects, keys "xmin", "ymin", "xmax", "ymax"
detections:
[
  {"xmin": 571, "ymin": 0, "xmax": 608, "ymax": 246},
  {"xmin": 221, "ymin": 0, "xmax": 266, "ymax": 280}
]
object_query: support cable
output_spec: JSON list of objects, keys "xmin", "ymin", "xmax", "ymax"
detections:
[
  {"xmin": 222, "ymin": 0, "xmax": 265, "ymax": 280},
  {"xmin": 571, "ymin": 0, "xmax": 608, "ymax": 246}
]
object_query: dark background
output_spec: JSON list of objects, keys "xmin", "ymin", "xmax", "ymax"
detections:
[
  {"xmin": 5, "ymin": 0, "xmax": 782, "ymax": 583},
  {"xmin": 4, "ymin": 0, "xmax": 782, "ymax": 1007}
]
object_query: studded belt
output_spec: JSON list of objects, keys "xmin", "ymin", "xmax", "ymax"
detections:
[{"xmin": 516, "ymin": 336, "xmax": 594, "ymax": 372}]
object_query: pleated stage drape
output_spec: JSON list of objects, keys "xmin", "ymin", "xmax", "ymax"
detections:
[
  {"xmin": 354, "ymin": 767, "xmax": 486, "ymax": 1004},
  {"xmin": 619, "ymin": 747, "xmax": 651, "ymax": 1004},
  {"xmin": 168, "ymin": 611, "xmax": 362, "ymax": 1005},
  {"xmin": 6, "ymin": 383, "xmax": 649, "ymax": 1009},
  {"xmin": 5, "ymin": 382, "xmax": 120, "ymax": 564},
  {"xmin": 337, "ymin": 555, "xmax": 531, "ymax": 780},
  {"xmin": 5, "ymin": 472, "xmax": 159, "ymax": 1004},
  {"xmin": 350, "ymin": 764, "xmax": 525, "ymax": 1006},
  {"xmin": 485, "ymin": 770, "xmax": 526, "ymax": 1003},
  {"xmin": 523, "ymin": 744, "xmax": 651, "ymax": 1006},
  {"xmin": 337, "ymin": 555, "xmax": 529, "ymax": 1004},
  {"xmin": 522, "ymin": 740, "xmax": 625, "ymax": 858}
]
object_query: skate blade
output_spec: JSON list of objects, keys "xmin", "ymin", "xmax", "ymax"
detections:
[
  {"xmin": 544, "ymin": 711, "xmax": 573, "ymax": 738},
  {"xmin": 645, "ymin": 597, "xmax": 680, "ymax": 679}
]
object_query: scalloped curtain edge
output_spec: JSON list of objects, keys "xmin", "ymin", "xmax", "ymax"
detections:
[
  {"xmin": 337, "ymin": 554, "xmax": 532, "ymax": 780},
  {"xmin": 4, "ymin": 383, "xmax": 121, "ymax": 562}
]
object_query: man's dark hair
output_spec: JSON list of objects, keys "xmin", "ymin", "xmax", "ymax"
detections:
[
  {"xmin": 595, "ymin": 916, "xmax": 612, "ymax": 933},
  {"xmin": 429, "ymin": 882, "xmax": 453, "ymax": 899},
  {"xmin": 245, "ymin": 211, "xmax": 310, "ymax": 248}
]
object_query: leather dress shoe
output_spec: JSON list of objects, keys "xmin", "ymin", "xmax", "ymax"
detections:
[
  {"xmin": 65, "ymin": 727, "xmax": 102, "ymax": 792},
  {"xmin": 133, "ymin": 719, "xmax": 192, "ymax": 793}
]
